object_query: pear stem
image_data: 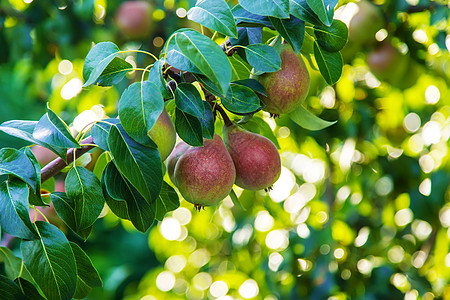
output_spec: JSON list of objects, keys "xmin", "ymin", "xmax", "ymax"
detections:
[{"xmin": 215, "ymin": 105, "xmax": 232, "ymax": 126}]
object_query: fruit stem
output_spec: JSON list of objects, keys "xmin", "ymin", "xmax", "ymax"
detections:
[{"xmin": 215, "ymin": 105, "xmax": 232, "ymax": 126}]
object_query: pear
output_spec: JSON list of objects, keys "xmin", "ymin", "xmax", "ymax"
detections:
[
  {"xmin": 253, "ymin": 43, "xmax": 310, "ymax": 115},
  {"xmin": 147, "ymin": 107, "xmax": 176, "ymax": 161},
  {"xmin": 223, "ymin": 124, "xmax": 281, "ymax": 191},
  {"xmin": 173, "ymin": 134, "xmax": 236, "ymax": 209},
  {"xmin": 166, "ymin": 140, "xmax": 191, "ymax": 185}
]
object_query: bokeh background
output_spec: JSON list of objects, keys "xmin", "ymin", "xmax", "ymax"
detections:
[{"xmin": 0, "ymin": 0, "xmax": 449, "ymax": 299}]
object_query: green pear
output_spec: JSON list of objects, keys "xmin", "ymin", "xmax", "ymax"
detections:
[
  {"xmin": 173, "ymin": 135, "xmax": 236, "ymax": 208},
  {"xmin": 348, "ymin": 0, "xmax": 384, "ymax": 46},
  {"xmin": 253, "ymin": 43, "xmax": 310, "ymax": 115},
  {"xmin": 147, "ymin": 108, "xmax": 176, "ymax": 161},
  {"xmin": 223, "ymin": 124, "xmax": 281, "ymax": 191},
  {"xmin": 166, "ymin": 140, "xmax": 191, "ymax": 185}
]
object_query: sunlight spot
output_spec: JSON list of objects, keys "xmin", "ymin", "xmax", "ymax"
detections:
[
  {"xmin": 336, "ymin": 186, "xmax": 351, "ymax": 202},
  {"xmin": 355, "ymin": 227, "xmax": 370, "ymax": 247},
  {"xmin": 375, "ymin": 176, "xmax": 393, "ymax": 196},
  {"xmin": 395, "ymin": 209, "xmax": 413, "ymax": 226},
  {"xmin": 239, "ymin": 279, "xmax": 259, "ymax": 299},
  {"xmin": 269, "ymin": 252, "xmax": 284, "ymax": 272},
  {"xmin": 388, "ymin": 245, "xmax": 405, "ymax": 263},
  {"xmin": 419, "ymin": 155, "xmax": 434, "ymax": 173},
  {"xmin": 317, "ymin": 211, "xmax": 328, "ymax": 224},
  {"xmin": 411, "ymin": 251, "xmax": 427, "ymax": 268},
  {"xmin": 341, "ymin": 269, "xmax": 351, "ymax": 280},
  {"xmin": 357, "ymin": 259, "xmax": 372, "ymax": 275},
  {"xmin": 61, "ymin": 78, "xmax": 83, "ymax": 100},
  {"xmin": 391, "ymin": 273, "xmax": 409, "ymax": 290},
  {"xmin": 375, "ymin": 29, "xmax": 388, "ymax": 42},
  {"xmin": 412, "ymin": 220, "xmax": 432, "ymax": 240},
  {"xmin": 156, "ymin": 271, "xmax": 175, "ymax": 291},
  {"xmin": 291, "ymin": 154, "xmax": 310, "ymax": 176},
  {"xmin": 270, "ymin": 167, "xmax": 295, "ymax": 202},
  {"xmin": 232, "ymin": 224, "xmax": 253, "ymax": 247},
  {"xmin": 418, "ymin": 178, "xmax": 431, "ymax": 196},
  {"xmin": 296, "ymin": 223, "xmax": 310, "ymax": 239},
  {"xmin": 422, "ymin": 121, "xmax": 441, "ymax": 145},
  {"xmin": 428, "ymin": 43, "xmax": 439, "ymax": 55},
  {"xmin": 193, "ymin": 272, "xmax": 212, "ymax": 291},
  {"xmin": 412, "ymin": 29, "xmax": 428, "ymax": 44},
  {"xmin": 320, "ymin": 86, "xmax": 335, "ymax": 108},
  {"xmin": 58, "ymin": 60, "xmax": 73, "ymax": 75},
  {"xmin": 440, "ymin": 206, "xmax": 450, "ymax": 227},
  {"xmin": 303, "ymin": 159, "xmax": 326, "ymax": 183},
  {"xmin": 408, "ymin": 134, "xmax": 424, "ymax": 153},
  {"xmin": 266, "ymin": 230, "xmax": 289, "ymax": 251},
  {"xmin": 176, "ymin": 8, "xmax": 187, "ymax": 18},
  {"xmin": 255, "ymin": 211, "xmax": 274, "ymax": 232},
  {"xmin": 160, "ymin": 217, "xmax": 181, "ymax": 241},
  {"xmin": 405, "ymin": 290, "xmax": 419, "ymax": 300},
  {"xmin": 334, "ymin": 248, "xmax": 345, "ymax": 259},
  {"xmin": 165, "ymin": 255, "xmax": 186, "ymax": 273},
  {"xmin": 188, "ymin": 248, "xmax": 210, "ymax": 268},
  {"xmin": 339, "ymin": 139, "xmax": 355, "ymax": 173},
  {"xmin": 365, "ymin": 72, "xmax": 381, "ymax": 88},
  {"xmin": 403, "ymin": 113, "xmax": 421, "ymax": 133},
  {"xmin": 425, "ymin": 85, "xmax": 440, "ymax": 104},
  {"xmin": 173, "ymin": 207, "xmax": 191, "ymax": 225},
  {"xmin": 297, "ymin": 258, "xmax": 313, "ymax": 271},
  {"xmin": 210, "ymin": 281, "xmax": 228, "ymax": 298}
]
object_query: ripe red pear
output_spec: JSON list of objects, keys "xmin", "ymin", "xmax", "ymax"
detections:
[
  {"xmin": 166, "ymin": 140, "xmax": 191, "ymax": 185},
  {"xmin": 253, "ymin": 43, "xmax": 310, "ymax": 115},
  {"xmin": 223, "ymin": 124, "xmax": 281, "ymax": 191},
  {"xmin": 147, "ymin": 108, "xmax": 176, "ymax": 161},
  {"xmin": 115, "ymin": 1, "xmax": 153, "ymax": 39},
  {"xmin": 173, "ymin": 135, "xmax": 236, "ymax": 208}
]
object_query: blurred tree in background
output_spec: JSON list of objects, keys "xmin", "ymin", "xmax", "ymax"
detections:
[{"xmin": 1, "ymin": 0, "xmax": 449, "ymax": 299}]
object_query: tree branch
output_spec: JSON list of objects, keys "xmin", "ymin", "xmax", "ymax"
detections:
[{"xmin": 41, "ymin": 136, "xmax": 95, "ymax": 183}]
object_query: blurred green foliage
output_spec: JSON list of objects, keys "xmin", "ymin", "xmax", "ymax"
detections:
[{"xmin": 1, "ymin": 0, "xmax": 450, "ymax": 299}]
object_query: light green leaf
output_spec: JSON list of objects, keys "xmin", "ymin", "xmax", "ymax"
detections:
[
  {"xmin": 239, "ymin": 0, "xmax": 290, "ymax": 18},
  {"xmin": 83, "ymin": 42, "xmax": 121, "ymax": 87},
  {"xmin": 222, "ymin": 84, "xmax": 262, "ymax": 114},
  {"xmin": 245, "ymin": 44, "xmax": 281, "ymax": 73},
  {"xmin": 306, "ymin": 0, "xmax": 338, "ymax": 26},
  {"xmin": 0, "ymin": 148, "xmax": 37, "ymax": 192},
  {"xmin": 290, "ymin": 104, "xmax": 337, "ymax": 130}
]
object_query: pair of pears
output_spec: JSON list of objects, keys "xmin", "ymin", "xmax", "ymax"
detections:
[{"xmin": 167, "ymin": 124, "xmax": 281, "ymax": 208}]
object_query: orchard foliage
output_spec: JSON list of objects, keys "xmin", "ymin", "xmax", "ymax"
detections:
[{"xmin": 0, "ymin": 0, "xmax": 449, "ymax": 299}]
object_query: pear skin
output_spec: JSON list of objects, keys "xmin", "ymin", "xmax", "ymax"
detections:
[
  {"xmin": 223, "ymin": 124, "xmax": 281, "ymax": 190},
  {"xmin": 173, "ymin": 135, "xmax": 236, "ymax": 207},
  {"xmin": 147, "ymin": 107, "xmax": 176, "ymax": 161},
  {"xmin": 254, "ymin": 44, "xmax": 310, "ymax": 115},
  {"xmin": 167, "ymin": 140, "xmax": 191, "ymax": 185}
]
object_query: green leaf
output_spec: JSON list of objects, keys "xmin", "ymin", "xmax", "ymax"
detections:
[
  {"xmin": 229, "ymin": 189, "xmax": 244, "ymax": 210},
  {"xmin": 222, "ymin": 84, "xmax": 262, "ymax": 114},
  {"xmin": 107, "ymin": 124, "xmax": 163, "ymax": 203},
  {"xmin": 0, "ymin": 148, "xmax": 38, "ymax": 192},
  {"xmin": 101, "ymin": 167, "xmax": 129, "ymax": 220},
  {"xmin": 229, "ymin": 55, "xmax": 251, "ymax": 81},
  {"xmin": 306, "ymin": 0, "xmax": 338, "ymax": 26},
  {"xmin": 290, "ymin": 104, "xmax": 337, "ymax": 130},
  {"xmin": 92, "ymin": 152, "xmax": 111, "ymax": 180},
  {"xmin": 155, "ymin": 181, "xmax": 180, "ymax": 221},
  {"xmin": 239, "ymin": 0, "xmax": 290, "ymax": 18},
  {"xmin": 0, "ymin": 120, "xmax": 67, "ymax": 160},
  {"xmin": 21, "ymin": 222, "xmax": 77, "ymax": 300},
  {"xmin": 83, "ymin": 42, "xmax": 121, "ymax": 87},
  {"xmin": 193, "ymin": 74, "xmax": 230, "ymax": 101},
  {"xmin": 175, "ymin": 108, "xmax": 203, "ymax": 146},
  {"xmin": 95, "ymin": 57, "xmax": 132, "ymax": 86},
  {"xmin": 102, "ymin": 162, "xmax": 154, "ymax": 232},
  {"xmin": 0, "ymin": 275, "xmax": 25, "ymax": 300},
  {"xmin": 175, "ymin": 83, "xmax": 205, "ymax": 119},
  {"xmin": 69, "ymin": 242, "xmax": 102, "ymax": 299},
  {"xmin": 313, "ymin": 41, "xmax": 343, "ymax": 85},
  {"xmin": 0, "ymin": 179, "xmax": 38, "ymax": 240},
  {"xmin": 0, "ymin": 247, "xmax": 34, "ymax": 282},
  {"xmin": 118, "ymin": 81, "xmax": 164, "ymax": 145},
  {"xmin": 15, "ymin": 277, "xmax": 45, "ymax": 300},
  {"xmin": 50, "ymin": 192, "xmax": 93, "ymax": 240},
  {"xmin": 232, "ymin": 4, "xmax": 272, "ymax": 27},
  {"xmin": 187, "ymin": 0, "xmax": 238, "ymax": 38},
  {"xmin": 147, "ymin": 59, "xmax": 172, "ymax": 99},
  {"xmin": 289, "ymin": 0, "xmax": 323, "ymax": 26},
  {"xmin": 22, "ymin": 148, "xmax": 46, "ymax": 206},
  {"xmin": 165, "ymin": 29, "xmax": 202, "ymax": 73},
  {"xmin": 33, "ymin": 107, "xmax": 81, "ymax": 150},
  {"xmin": 314, "ymin": 19, "xmax": 348, "ymax": 52},
  {"xmin": 245, "ymin": 44, "xmax": 281, "ymax": 73},
  {"xmin": 269, "ymin": 16, "xmax": 305, "ymax": 53},
  {"xmin": 232, "ymin": 79, "xmax": 266, "ymax": 96},
  {"xmin": 200, "ymin": 102, "xmax": 215, "ymax": 140},
  {"xmin": 90, "ymin": 118, "xmax": 120, "ymax": 152},
  {"xmin": 175, "ymin": 29, "xmax": 231, "ymax": 93},
  {"xmin": 65, "ymin": 167, "xmax": 105, "ymax": 231},
  {"xmin": 241, "ymin": 116, "xmax": 280, "ymax": 148}
]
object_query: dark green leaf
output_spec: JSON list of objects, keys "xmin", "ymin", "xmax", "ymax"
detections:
[
  {"xmin": 102, "ymin": 162, "xmax": 154, "ymax": 232},
  {"xmin": 239, "ymin": 0, "xmax": 290, "ymax": 18},
  {"xmin": 232, "ymin": 79, "xmax": 266, "ymax": 96},
  {"xmin": 306, "ymin": 0, "xmax": 338, "ymax": 26},
  {"xmin": 0, "ymin": 120, "xmax": 67, "ymax": 160},
  {"xmin": 0, "ymin": 247, "xmax": 34, "ymax": 282},
  {"xmin": 175, "ymin": 109, "xmax": 203, "ymax": 146},
  {"xmin": 22, "ymin": 148, "xmax": 46, "ymax": 206},
  {"xmin": 175, "ymin": 29, "xmax": 231, "ymax": 93},
  {"xmin": 200, "ymin": 102, "xmax": 215, "ymax": 140},
  {"xmin": 0, "ymin": 275, "xmax": 25, "ymax": 300},
  {"xmin": 175, "ymin": 83, "xmax": 205, "ymax": 119},
  {"xmin": 165, "ymin": 29, "xmax": 202, "ymax": 73},
  {"xmin": 147, "ymin": 59, "xmax": 172, "ymax": 99},
  {"xmin": 193, "ymin": 74, "xmax": 229, "ymax": 100},
  {"xmin": 222, "ymin": 84, "xmax": 262, "ymax": 114},
  {"xmin": 314, "ymin": 19, "xmax": 348, "ymax": 52},
  {"xmin": 290, "ymin": 104, "xmax": 337, "ymax": 130},
  {"xmin": 50, "ymin": 192, "xmax": 93, "ymax": 240},
  {"xmin": 21, "ymin": 222, "xmax": 77, "ymax": 300},
  {"xmin": 65, "ymin": 167, "xmax": 105, "ymax": 231},
  {"xmin": 69, "ymin": 242, "xmax": 102, "ymax": 299},
  {"xmin": 101, "ymin": 167, "xmax": 129, "ymax": 220},
  {"xmin": 232, "ymin": 4, "xmax": 272, "ymax": 27},
  {"xmin": 95, "ymin": 57, "xmax": 132, "ymax": 86},
  {"xmin": 33, "ymin": 107, "xmax": 80, "ymax": 150},
  {"xmin": 155, "ymin": 181, "xmax": 180, "ymax": 221},
  {"xmin": 0, "ymin": 148, "xmax": 37, "ymax": 192},
  {"xmin": 83, "ymin": 42, "xmax": 121, "ymax": 87},
  {"xmin": 107, "ymin": 124, "xmax": 163, "ymax": 203},
  {"xmin": 187, "ymin": 0, "xmax": 238, "ymax": 38},
  {"xmin": 118, "ymin": 81, "xmax": 164, "ymax": 145},
  {"xmin": 245, "ymin": 44, "xmax": 281, "ymax": 73},
  {"xmin": 14, "ymin": 277, "xmax": 45, "ymax": 300},
  {"xmin": 313, "ymin": 41, "xmax": 343, "ymax": 84},
  {"xmin": 0, "ymin": 179, "xmax": 37, "ymax": 240},
  {"xmin": 289, "ymin": 0, "xmax": 323, "ymax": 26},
  {"xmin": 90, "ymin": 118, "xmax": 120, "ymax": 152},
  {"xmin": 269, "ymin": 16, "xmax": 305, "ymax": 53}
]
